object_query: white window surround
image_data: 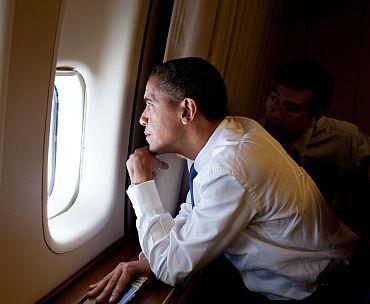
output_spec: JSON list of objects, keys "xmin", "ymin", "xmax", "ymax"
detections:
[
  {"xmin": 44, "ymin": 61, "xmax": 128, "ymax": 253},
  {"xmin": 48, "ymin": 69, "xmax": 86, "ymax": 219},
  {"xmin": 43, "ymin": 0, "xmax": 151, "ymax": 254}
]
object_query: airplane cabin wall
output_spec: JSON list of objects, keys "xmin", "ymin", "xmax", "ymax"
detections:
[
  {"xmin": 0, "ymin": 0, "xmax": 14, "ymax": 187},
  {"xmin": 0, "ymin": 1, "xmax": 149, "ymax": 303}
]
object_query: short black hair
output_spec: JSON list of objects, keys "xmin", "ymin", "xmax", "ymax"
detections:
[
  {"xmin": 150, "ymin": 57, "xmax": 228, "ymax": 120},
  {"xmin": 273, "ymin": 59, "xmax": 333, "ymax": 117}
]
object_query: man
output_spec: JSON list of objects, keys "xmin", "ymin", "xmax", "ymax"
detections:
[
  {"xmin": 89, "ymin": 57, "xmax": 357, "ymax": 303},
  {"xmin": 261, "ymin": 59, "xmax": 370, "ymax": 237}
]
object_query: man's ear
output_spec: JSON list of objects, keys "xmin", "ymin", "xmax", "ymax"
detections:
[{"xmin": 180, "ymin": 98, "xmax": 197, "ymax": 124}]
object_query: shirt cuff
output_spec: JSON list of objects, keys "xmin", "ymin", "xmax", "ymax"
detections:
[{"xmin": 126, "ymin": 180, "xmax": 163, "ymax": 217}]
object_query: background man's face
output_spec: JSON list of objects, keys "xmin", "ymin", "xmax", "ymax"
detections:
[{"xmin": 265, "ymin": 84, "xmax": 315, "ymax": 140}]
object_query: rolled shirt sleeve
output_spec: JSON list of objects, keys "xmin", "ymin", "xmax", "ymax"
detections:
[{"xmin": 126, "ymin": 180, "xmax": 164, "ymax": 217}]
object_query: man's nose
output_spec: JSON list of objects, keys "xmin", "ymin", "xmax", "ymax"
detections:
[
  {"xmin": 139, "ymin": 110, "xmax": 148, "ymax": 126},
  {"xmin": 273, "ymin": 106, "xmax": 284, "ymax": 119},
  {"xmin": 270, "ymin": 101, "xmax": 284, "ymax": 119}
]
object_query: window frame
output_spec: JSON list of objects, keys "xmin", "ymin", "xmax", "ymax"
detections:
[{"xmin": 47, "ymin": 67, "xmax": 87, "ymax": 219}]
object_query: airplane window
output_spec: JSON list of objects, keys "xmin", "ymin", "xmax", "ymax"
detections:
[
  {"xmin": 47, "ymin": 85, "xmax": 58, "ymax": 196},
  {"xmin": 47, "ymin": 69, "xmax": 86, "ymax": 219}
]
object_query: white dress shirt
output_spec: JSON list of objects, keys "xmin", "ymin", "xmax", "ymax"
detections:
[{"xmin": 127, "ymin": 116, "xmax": 358, "ymax": 300}]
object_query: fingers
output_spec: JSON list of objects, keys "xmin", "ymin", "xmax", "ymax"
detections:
[
  {"xmin": 88, "ymin": 271, "xmax": 113, "ymax": 297},
  {"xmin": 95, "ymin": 267, "xmax": 123, "ymax": 303},
  {"xmin": 126, "ymin": 147, "xmax": 169, "ymax": 184},
  {"xmin": 130, "ymin": 146, "xmax": 169, "ymax": 170},
  {"xmin": 108, "ymin": 271, "xmax": 131, "ymax": 303},
  {"xmin": 150, "ymin": 160, "xmax": 168, "ymax": 179},
  {"xmin": 151, "ymin": 160, "xmax": 168, "ymax": 175},
  {"xmin": 150, "ymin": 156, "xmax": 168, "ymax": 170},
  {"xmin": 88, "ymin": 262, "xmax": 135, "ymax": 303},
  {"xmin": 160, "ymin": 160, "xmax": 169, "ymax": 169},
  {"xmin": 87, "ymin": 265, "xmax": 121, "ymax": 302},
  {"xmin": 88, "ymin": 260, "xmax": 154, "ymax": 303}
]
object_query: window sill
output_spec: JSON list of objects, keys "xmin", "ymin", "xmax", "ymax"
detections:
[{"xmin": 36, "ymin": 235, "xmax": 194, "ymax": 304}]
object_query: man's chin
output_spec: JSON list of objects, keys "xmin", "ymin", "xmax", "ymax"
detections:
[
  {"xmin": 147, "ymin": 144, "xmax": 163, "ymax": 155},
  {"xmin": 175, "ymin": 153, "xmax": 187, "ymax": 159},
  {"xmin": 147, "ymin": 145, "xmax": 157, "ymax": 154},
  {"xmin": 265, "ymin": 121, "xmax": 288, "ymax": 138},
  {"xmin": 148, "ymin": 144, "xmax": 173, "ymax": 156},
  {"xmin": 145, "ymin": 138, "xmax": 156, "ymax": 153},
  {"xmin": 264, "ymin": 124, "xmax": 281, "ymax": 138}
]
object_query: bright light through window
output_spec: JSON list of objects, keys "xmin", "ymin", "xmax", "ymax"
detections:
[{"xmin": 48, "ymin": 69, "xmax": 86, "ymax": 219}]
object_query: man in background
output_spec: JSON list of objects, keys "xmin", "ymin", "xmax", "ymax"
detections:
[{"xmin": 260, "ymin": 59, "xmax": 370, "ymax": 238}]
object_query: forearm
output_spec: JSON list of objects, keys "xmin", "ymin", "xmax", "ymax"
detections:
[
  {"xmin": 137, "ymin": 213, "xmax": 190, "ymax": 285},
  {"xmin": 127, "ymin": 181, "xmax": 190, "ymax": 284}
]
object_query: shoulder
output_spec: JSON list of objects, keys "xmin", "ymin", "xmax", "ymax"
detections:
[
  {"xmin": 212, "ymin": 116, "xmax": 278, "ymax": 161},
  {"xmin": 217, "ymin": 116, "xmax": 272, "ymax": 145},
  {"xmin": 316, "ymin": 116, "xmax": 359, "ymax": 137},
  {"xmin": 307, "ymin": 116, "xmax": 370, "ymax": 166},
  {"xmin": 206, "ymin": 116, "xmax": 291, "ymax": 182}
]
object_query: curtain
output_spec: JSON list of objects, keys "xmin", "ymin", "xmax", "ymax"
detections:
[{"xmin": 165, "ymin": 0, "xmax": 286, "ymax": 119}]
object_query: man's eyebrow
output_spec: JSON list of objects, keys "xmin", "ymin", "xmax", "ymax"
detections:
[
  {"xmin": 270, "ymin": 85, "xmax": 280, "ymax": 96},
  {"xmin": 284, "ymin": 100, "xmax": 300, "ymax": 107}
]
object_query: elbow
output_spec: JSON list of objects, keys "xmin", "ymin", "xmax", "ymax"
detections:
[
  {"xmin": 156, "ymin": 273, "xmax": 177, "ymax": 286},
  {"xmin": 153, "ymin": 258, "xmax": 188, "ymax": 286},
  {"xmin": 154, "ymin": 263, "xmax": 177, "ymax": 286}
]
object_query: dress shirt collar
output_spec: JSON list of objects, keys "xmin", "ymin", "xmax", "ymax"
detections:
[
  {"xmin": 291, "ymin": 116, "xmax": 327, "ymax": 157},
  {"xmin": 292, "ymin": 127, "xmax": 313, "ymax": 157},
  {"xmin": 193, "ymin": 117, "xmax": 229, "ymax": 173}
]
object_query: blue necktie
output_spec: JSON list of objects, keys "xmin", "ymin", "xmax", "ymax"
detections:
[{"xmin": 189, "ymin": 163, "xmax": 198, "ymax": 208}]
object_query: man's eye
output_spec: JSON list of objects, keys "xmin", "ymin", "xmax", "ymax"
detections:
[
  {"xmin": 145, "ymin": 101, "xmax": 152, "ymax": 107},
  {"xmin": 270, "ymin": 95, "xmax": 278, "ymax": 103},
  {"xmin": 284, "ymin": 104, "xmax": 299, "ymax": 113}
]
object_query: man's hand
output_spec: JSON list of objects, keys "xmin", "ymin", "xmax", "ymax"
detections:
[
  {"xmin": 126, "ymin": 147, "xmax": 169, "ymax": 184},
  {"xmin": 88, "ymin": 258, "xmax": 153, "ymax": 303}
]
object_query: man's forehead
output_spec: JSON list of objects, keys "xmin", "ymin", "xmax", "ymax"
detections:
[
  {"xmin": 144, "ymin": 75, "xmax": 172, "ymax": 101},
  {"xmin": 144, "ymin": 76, "xmax": 161, "ymax": 97},
  {"xmin": 145, "ymin": 75, "xmax": 159, "ymax": 89},
  {"xmin": 271, "ymin": 84, "xmax": 314, "ymax": 103}
]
